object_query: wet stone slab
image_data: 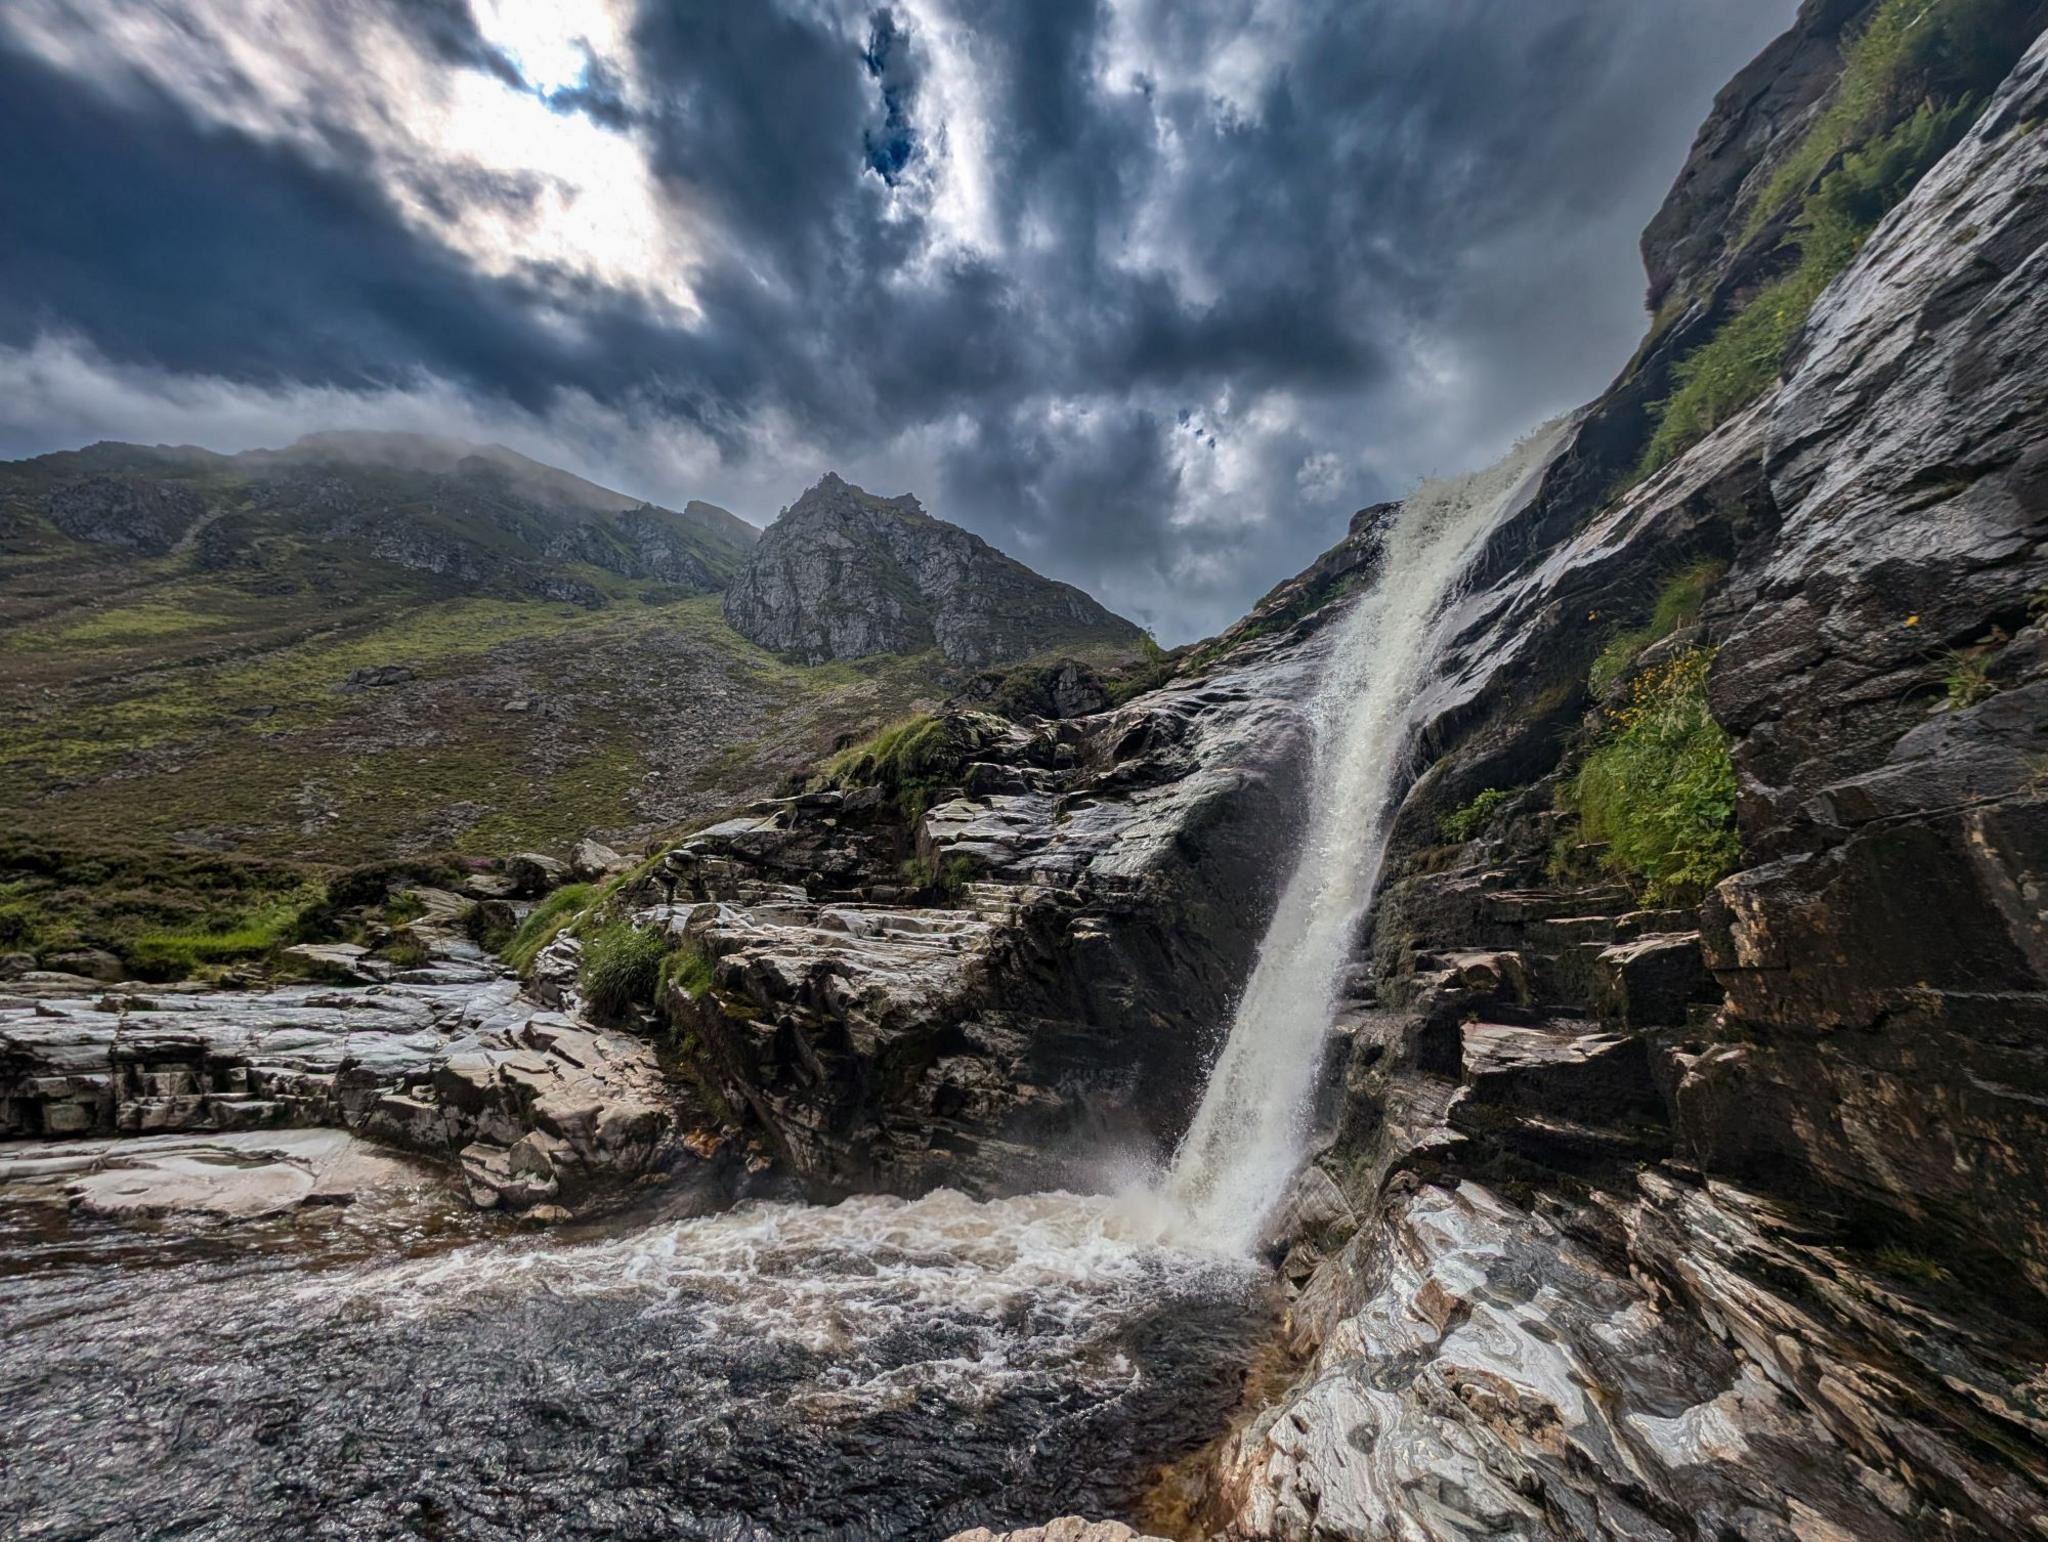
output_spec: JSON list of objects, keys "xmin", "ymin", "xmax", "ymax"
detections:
[{"xmin": 0, "ymin": 964, "xmax": 683, "ymax": 1219}]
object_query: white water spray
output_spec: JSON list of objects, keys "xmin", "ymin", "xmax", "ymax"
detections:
[{"xmin": 1162, "ymin": 421, "xmax": 1572, "ymax": 1254}]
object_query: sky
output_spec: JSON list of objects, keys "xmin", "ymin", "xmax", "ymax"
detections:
[{"xmin": 0, "ymin": 0, "xmax": 1797, "ymax": 642}]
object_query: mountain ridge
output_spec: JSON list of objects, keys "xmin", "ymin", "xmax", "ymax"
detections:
[{"xmin": 2, "ymin": 430, "xmax": 756, "ymax": 602}]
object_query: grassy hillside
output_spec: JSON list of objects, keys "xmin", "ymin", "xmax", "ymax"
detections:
[
  {"xmin": 0, "ymin": 437, "xmax": 959, "ymax": 867},
  {"xmin": 0, "ymin": 434, "xmax": 1150, "ymax": 980}
]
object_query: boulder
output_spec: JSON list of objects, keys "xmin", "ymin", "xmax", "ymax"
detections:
[
  {"xmin": 335, "ymin": 664, "xmax": 414, "ymax": 693},
  {"xmin": 1590, "ymin": 931, "xmax": 1705, "ymax": 1027},
  {"xmin": 279, "ymin": 942, "xmax": 384, "ymax": 985},
  {"xmin": 502, "ymin": 851, "xmax": 569, "ymax": 896},
  {"xmin": 42, "ymin": 948, "xmax": 124, "ymax": 983},
  {"xmin": 0, "ymin": 1129, "xmax": 435, "ymax": 1220},
  {"xmin": 461, "ymin": 870, "xmax": 519, "ymax": 900},
  {"xmin": 569, "ymin": 837, "xmax": 632, "ymax": 881}
]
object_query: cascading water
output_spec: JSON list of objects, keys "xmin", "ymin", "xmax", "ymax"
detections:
[
  {"xmin": 1163, "ymin": 420, "xmax": 1572, "ymax": 1253},
  {"xmin": 1, "ymin": 424, "xmax": 1568, "ymax": 1540}
]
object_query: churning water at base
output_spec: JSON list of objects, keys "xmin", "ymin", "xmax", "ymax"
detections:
[
  {"xmin": 0, "ymin": 1188, "xmax": 1269, "ymax": 1540},
  {"xmin": 1162, "ymin": 422, "xmax": 1572, "ymax": 1253}
]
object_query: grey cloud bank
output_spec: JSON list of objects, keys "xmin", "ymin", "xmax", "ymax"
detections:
[{"xmin": 0, "ymin": 0, "xmax": 1796, "ymax": 641}]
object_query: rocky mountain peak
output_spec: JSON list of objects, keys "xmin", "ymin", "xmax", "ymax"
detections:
[{"xmin": 722, "ymin": 474, "xmax": 1143, "ymax": 667}]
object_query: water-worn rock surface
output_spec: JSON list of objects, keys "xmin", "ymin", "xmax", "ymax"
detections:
[
  {"xmin": 647, "ymin": 637, "xmax": 1327, "ymax": 1198},
  {"xmin": 949, "ymin": 1523, "xmax": 1171, "ymax": 1542},
  {"xmin": 1188, "ymin": 19, "xmax": 2048, "ymax": 1539},
  {"xmin": 0, "ymin": 1128, "xmax": 434, "ymax": 1220},
  {"xmin": 0, "ymin": 950, "xmax": 686, "ymax": 1218}
]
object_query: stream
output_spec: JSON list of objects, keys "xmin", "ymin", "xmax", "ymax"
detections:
[{"xmin": 0, "ymin": 1187, "xmax": 1271, "ymax": 1540}]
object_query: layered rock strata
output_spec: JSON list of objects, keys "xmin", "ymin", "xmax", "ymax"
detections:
[
  {"xmin": 0, "ymin": 947, "xmax": 687, "ymax": 1217},
  {"xmin": 622, "ymin": 635, "xmax": 1332, "ymax": 1196},
  {"xmin": 1194, "ymin": 23, "xmax": 2048, "ymax": 1539}
]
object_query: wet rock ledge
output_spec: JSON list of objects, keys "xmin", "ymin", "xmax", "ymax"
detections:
[{"xmin": 0, "ymin": 942, "xmax": 687, "ymax": 1221}]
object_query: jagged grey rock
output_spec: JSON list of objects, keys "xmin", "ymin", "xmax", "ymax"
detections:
[
  {"xmin": 722, "ymin": 472, "xmax": 1143, "ymax": 665},
  {"xmin": 946, "ymin": 1523, "xmax": 1168, "ymax": 1542},
  {"xmin": 651, "ymin": 631, "xmax": 1323, "ymax": 1195},
  {"xmin": 45, "ymin": 475, "xmax": 207, "ymax": 553},
  {"xmin": 0, "ymin": 1128, "xmax": 435, "ymax": 1220}
]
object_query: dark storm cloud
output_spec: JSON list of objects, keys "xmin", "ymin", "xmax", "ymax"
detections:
[
  {"xmin": 0, "ymin": 0, "xmax": 1798, "ymax": 638},
  {"xmin": 548, "ymin": 52, "xmax": 635, "ymax": 132},
  {"xmin": 0, "ymin": 45, "xmax": 673, "ymax": 413}
]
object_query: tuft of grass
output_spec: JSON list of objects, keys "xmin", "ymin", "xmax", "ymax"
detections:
[
  {"xmin": 500, "ymin": 882, "xmax": 593, "ymax": 975},
  {"xmin": 659, "ymin": 940, "xmax": 718, "ymax": 1003},
  {"xmin": 1638, "ymin": 258, "xmax": 1840, "ymax": 476},
  {"xmin": 1439, "ymin": 788, "xmax": 1514, "ymax": 845},
  {"xmin": 1873, "ymin": 1245, "xmax": 1955, "ymax": 1285},
  {"xmin": 0, "ymin": 895, "xmax": 46, "ymax": 952},
  {"xmin": 0, "ymin": 840, "xmax": 339, "ymax": 975},
  {"xmin": 1938, "ymin": 626, "xmax": 2008, "ymax": 710},
  {"xmin": 1943, "ymin": 650, "xmax": 1998, "ymax": 709},
  {"xmin": 822, "ymin": 712, "xmax": 1003, "ymax": 820},
  {"xmin": 127, "ymin": 886, "xmax": 326, "ymax": 977},
  {"xmin": 381, "ymin": 892, "xmax": 429, "ymax": 926},
  {"xmin": 464, "ymin": 900, "xmax": 515, "ymax": 954},
  {"xmin": 1741, "ymin": 0, "xmax": 2018, "ymax": 243},
  {"xmin": 1648, "ymin": 557, "xmax": 1730, "ymax": 637},
  {"xmin": 1589, "ymin": 559, "xmax": 1730, "ymax": 693},
  {"xmin": 578, "ymin": 919, "xmax": 671, "ymax": 1019},
  {"xmin": 899, "ymin": 851, "xmax": 977, "ymax": 899},
  {"xmin": 936, "ymin": 855, "xmax": 975, "ymax": 899},
  {"xmin": 373, "ymin": 931, "xmax": 432, "ymax": 969},
  {"xmin": 1564, "ymin": 648, "xmax": 1740, "ymax": 904}
]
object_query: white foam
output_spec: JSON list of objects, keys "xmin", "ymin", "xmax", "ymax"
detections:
[{"xmin": 293, "ymin": 1186, "xmax": 1257, "ymax": 1407}]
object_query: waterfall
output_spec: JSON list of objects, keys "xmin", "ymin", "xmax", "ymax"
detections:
[{"xmin": 1162, "ymin": 420, "xmax": 1572, "ymax": 1254}]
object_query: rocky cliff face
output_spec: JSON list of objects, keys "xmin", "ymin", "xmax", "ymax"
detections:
[
  {"xmin": 723, "ymin": 473, "xmax": 1145, "ymax": 666},
  {"xmin": 568, "ymin": 635, "xmax": 1323, "ymax": 1198},
  {"xmin": 1188, "ymin": 23, "xmax": 2048, "ymax": 1540}
]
